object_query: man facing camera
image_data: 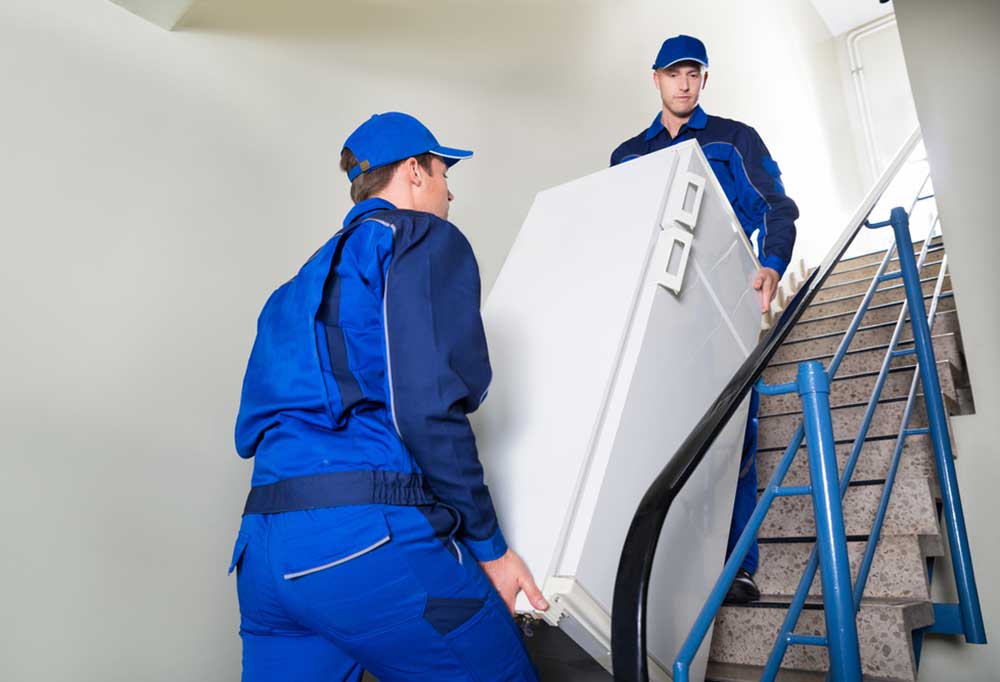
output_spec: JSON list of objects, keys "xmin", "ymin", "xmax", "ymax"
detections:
[{"xmin": 611, "ymin": 35, "xmax": 799, "ymax": 604}]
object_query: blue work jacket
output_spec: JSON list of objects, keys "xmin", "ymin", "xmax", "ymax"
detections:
[
  {"xmin": 611, "ymin": 106, "xmax": 798, "ymax": 276},
  {"xmin": 234, "ymin": 198, "xmax": 507, "ymax": 562}
]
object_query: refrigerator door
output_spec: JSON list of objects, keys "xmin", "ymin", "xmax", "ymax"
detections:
[{"xmin": 473, "ymin": 140, "xmax": 761, "ymax": 681}]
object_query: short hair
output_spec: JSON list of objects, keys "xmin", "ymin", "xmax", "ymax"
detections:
[{"xmin": 339, "ymin": 148, "xmax": 437, "ymax": 204}]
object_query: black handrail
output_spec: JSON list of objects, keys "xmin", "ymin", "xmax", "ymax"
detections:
[{"xmin": 609, "ymin": 130, "xmax": 922, "ymax": 681}]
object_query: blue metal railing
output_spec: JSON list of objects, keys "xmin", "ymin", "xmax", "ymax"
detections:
[
  {"xmin": 669, "ymin": 201, "xmax": 985, "ymax": 680},
  {"xmin": 851, "ymin": 223, "xmax": 949, "ymax": 613},
  {"xmin": 868, "ymin": 208, "xmax": 986, "ymax": 644},
  {"xmin": 610, "ymin": 131, "xmax": 986, "ymax": 681},
  {"xmin": 670, "ymin": 172, "xmax": 936, "ymax": 678}
]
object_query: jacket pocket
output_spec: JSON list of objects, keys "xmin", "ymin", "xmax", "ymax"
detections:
[{"xmin": 280, "ymin": 508, "xmax": 391, "ymax": 580}]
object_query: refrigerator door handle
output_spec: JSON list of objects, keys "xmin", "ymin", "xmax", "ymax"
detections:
[
  {"xmin": 657, "ymin": 226, "xmax": 693, "ymax": 295},
  {"xmin": 669, "ymin": 171, "xmax": 706, "ymax": 231}
]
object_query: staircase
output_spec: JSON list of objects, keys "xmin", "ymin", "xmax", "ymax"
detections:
[{"xmin": 705, "ymin": 235, "xmax": 975, "ymax": 682}]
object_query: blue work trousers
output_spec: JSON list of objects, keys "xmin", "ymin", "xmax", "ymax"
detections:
[
  {"xmin": 726, "ymin": 388, "xmax": 759, "ymax": 575},
  {"xmin": 230, "ymin": 504, "xmax": 538, "ymax": 682}
]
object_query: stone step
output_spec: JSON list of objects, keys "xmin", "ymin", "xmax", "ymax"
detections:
[
  {"xmin": 757, "ymin": 434, "xmax": 939, "ymax": 490},
  {"xmin": 758, "ymin": 395, "xmax": 933, "ymax": 451},
  {"xmin": 761, "ymin": 332, "xmax": 962, "ymax": 386},
  {"xmin": 706, "ymin": 662, "xmax": 827, "ymax": 682},
  {"xmin": 756, "ymin": 535, "xmax": 932, "ymax": 601},
  {"xmin": 759, "ymin": 477, "xmax": 940, "ymax": 543},
  {"xmin": 813, "ymin": 270, "xmax": 950, "ymax": 305},
  {"xmin": 823, "ymin": 255, "xmax": 945, "ymax": 288},
  {"xmin": 709, "ymin": 599, "xmax": 933, "ymax": 681},
  {"xmin": 770, "ymin": 308, "xmax": 960, "ymax": 365},
  {"xmin": 784, "ymin": 294, "xmax": 956, "ymax": 342},
  {"xmin": 800, "ymin": 278, "xmax": 944, "ymax": 322},
  {"xmin": 831, "ymin": 238, "xmax": 943, "ymax": 272},
  {"xmin": 759, "ymin": 360, "xmax": 960, "ymax": 416}
]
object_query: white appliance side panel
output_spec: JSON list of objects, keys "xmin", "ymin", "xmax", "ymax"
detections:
[
  {"xmin": 473, "ymin": 150, "xmax": 681, "ymax": 607},
  {"xmin": 570, "ymin": 145, "xmax": 762, "ymax": 681},
  {"xmin": 572, "ymin": 272, "xmax": 750, "ymax": 614},
  {"xmin": 553, "ymin": 221, "xmax": 673, "ymax": 578},
  {"xmin": 684, "ymin": 146, "xmax": 762, "ymax": 349},
  {"xmin": 552, "ymin": 143, "xmax": 758, "ymax": 582}
]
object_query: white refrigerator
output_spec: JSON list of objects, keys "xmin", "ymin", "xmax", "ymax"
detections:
[{"xmin": 473, "ymin": 140, "xmax": 762, "ymax": 681}]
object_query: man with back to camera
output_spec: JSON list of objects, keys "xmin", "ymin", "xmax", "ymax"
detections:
[
  {"xmin": 229, "ymin": 111, "xmax": 546, "ymax": 681},
  {"xmin": 611, "ymin": 35, "xmax": 799, "ymax": 604}
]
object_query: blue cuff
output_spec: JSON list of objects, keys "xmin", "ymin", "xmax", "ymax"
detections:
[
  {"xmin": 461, "ymin": 527, "xmax": 508, "ymax": 562},
  {"xmin": 760, "ymin": 255, "xmax": 788, "ymax": 278}
]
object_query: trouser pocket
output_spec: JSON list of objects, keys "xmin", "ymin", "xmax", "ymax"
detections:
[
  {"xmin": 426, "ymin": 591, "xmax": 537, "ymax": 682},
  {"xmin": 229, "ymin": 532, "xmax": 250, "ymax": 575},
  {"xmin": 279, "ymin": 507, "xmax": 391, "ymax": 580},
  {"xmin": 274, "ymin": 506, "xmax": 426, "ymax": 640}
]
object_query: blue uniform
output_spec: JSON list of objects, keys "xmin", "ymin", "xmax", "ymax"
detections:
[
  {"xmin": 230, "ymin": 198, "xmax": 537, "ymax": 681},
  {"xmin": 611, "ymin": 105, "xmax": 798, "ymax": 277},
  {"xmin": 612, "ymin": 107, "xmax": 799, "ymax": 574}
]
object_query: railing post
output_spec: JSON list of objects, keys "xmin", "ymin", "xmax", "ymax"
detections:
[
  {"xmin": 880, "ymin": 207, "xmax": 987, "ymax": 644},
  {"xmin": 796, "ymin": 361, "xmax": 862, "ymax": 681}
]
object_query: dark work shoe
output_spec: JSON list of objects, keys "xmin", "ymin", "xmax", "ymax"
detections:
[{"xmin": 724, "ymin": 568, "xmax": 761, "ymax": 604}]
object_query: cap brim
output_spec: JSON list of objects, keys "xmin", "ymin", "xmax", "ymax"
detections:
[
  {"xmin": 654, "ymin": 57, "xmax": 708, "ymax": 70},
  {"xmin": 430, "ymin": 145, "xmax": 474, "ymax": 166}
]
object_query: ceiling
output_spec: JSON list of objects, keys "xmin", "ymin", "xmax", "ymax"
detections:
[
  {"xmin": 808, "ymin": 0, "xmax": 894, "ymax": 37},
  {"xmin": 108, "ymin": 0, "xmax": 195, "ymax": 29},
  {"xmin": 110, "ymin": 0, "xmax": 895, "ymax": 36}
]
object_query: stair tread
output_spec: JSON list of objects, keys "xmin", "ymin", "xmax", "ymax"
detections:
[
  {"xmin": 761, "ymin": 394, "xmax": 911, "ymax": 420},
  {"xmin": 758, "ymin": 432, "xmax": 906, "ymax": 453},
  {"xmin": 759, "ymin": 477, "xmax": 939, "ymax": 540},
  {"xmin": 784, "ymin": 300, "xmax": 958, "ymax": 347},
  {"xmin": 767, "ymin": 333, "xmax": 955, "ymax": 368},
  {"xmin": 821, "ymin": 257, "xmax": 945, "ymax": 291},
  {"xmin": 814, "ymin": 274, "xmax": 947, "ymax": 306},
  {"xmin": 706, "ymin": 662, "xmax": 828, "ymax": 682},
  {"xmin": 729, "ymin": 596, "xmax": 932, "ymax": 609},
  {"xmin": 759, "ymin": 359, "xmax": 962, "ymax": 418},
  {"xmin": 771, "ymin": 310, "xmax": 962, "ymax": 364},
  {"xmin": 805, "ymin": 281, "xmax": 943, "ymax": 309},
  {"xmin": 707, "ymin": 661, "xmax": 922, "ymax": 682},
  {"xmin": 710, "ymin": 599, "xmax": 933, "ymax": 680},
  {"xmin": 762, "ymin": 333, "xmax": 962, "ymax": 390},
  {"xmin": 755, "ymin": 534, "xmax": 931, "ymax": 600},
  {"xmin": 797, "ymin": 291, "xmax": 951, "ymax": 326},
  {"xmin": 832, "ymin": 242, "xmax": 944, "ymax": 273},
  {"xmin": 776, "ymin": 308, "xmax": 957, "ymax": 349},
  {"xmin": 757, "ymin": 395, "xmax": 932, "ymax": 450},
  {"xmin": 824, "ymin": 249, "xmax": 946, "ymax": 287}
]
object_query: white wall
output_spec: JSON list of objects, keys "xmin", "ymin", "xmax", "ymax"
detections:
[
  {"xmin": 893, "ymin": 1, "xmax": 1000, "ymax": 680},
  {"xmin": 0, "ymin": 0, "xmax": 861, "ymax": 679},
  {"xmin": 831, "ymin": 16, "xmax": 929, "ymax": 260},
  {"xmin": 834, "ymin": 17, "xmax": 920, "ymax": 186}
]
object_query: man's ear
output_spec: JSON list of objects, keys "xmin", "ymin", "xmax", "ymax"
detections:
[
  {"xmin": 702, "ymin": 70, "xmax": 709, "ymax": 90},
  {"xmin": 403, "ymin": 157, "xmax": 421, "ymax": 185}
]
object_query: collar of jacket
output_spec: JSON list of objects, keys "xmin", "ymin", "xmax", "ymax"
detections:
[
  {"xmin": 342, "ymin": 197, "xmax": 397, "ymax": 228},
  {"xmin": 645, "ymin": 104, "xmax": 708, "ymax": 141}
]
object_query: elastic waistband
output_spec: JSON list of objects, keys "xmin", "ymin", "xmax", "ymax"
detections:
[{"xmin": 243, "ymin": 470, "xmax": 435, "ymax": 515}]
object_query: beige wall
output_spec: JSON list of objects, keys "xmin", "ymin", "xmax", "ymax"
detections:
[
  {"xmin": 894, "ymin": 1, "xmax": 1000, "ymax": 680},
  {"xmin": 0, "ymin": 0, "xmax": 861, "ymax": 679}
]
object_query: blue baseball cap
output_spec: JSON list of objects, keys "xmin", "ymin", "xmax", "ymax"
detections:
[
  {"xmin": 652, "ymin": 35, "xmax": 709, "ymax": 70},
  {"xmin": 342, "ymin": 112, "xmax": 473, "ymax": 182}
]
